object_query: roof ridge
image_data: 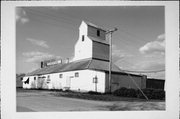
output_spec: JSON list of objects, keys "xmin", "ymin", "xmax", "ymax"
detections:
[
  {"xmin": 86, "ymin": 59, "xmax": 93, "ymax": 69},
  {"xmin": 112, "ymin": 63, "xmax": 122, "ymax": 71},
  {"xmin": 71, "ymin": 58, "xmax": 92, "ymax": 63},
  {"xmin": 83, "ymin": 20, "xmax": 107, "ymax": 31}
]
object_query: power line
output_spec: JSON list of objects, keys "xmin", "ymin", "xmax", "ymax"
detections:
[
  {"xmin": 121, "ymin": 69, "xmax": 165, "ymax": 73},
  {"xmin": 116, "ymin": 22, "xmax": 155, "ymax": 44},
  {"xmin": 116, "ymin": 66, "xmax": 149, "ymax": 100},
  {"xmin": 27, "ymin": 7, "xmax": 78, "ymax": 26},
  {"xmin": 26, "ymin": 8, "xmax": 141, "ymax": 52},
  {"xmin": 25, "ymin": 8, "xmax": 78, "ymax": 28},
  {"xmin": 24, "ymin": 8, "xmax": 165, "ymax": 76},
  {"xmin": 26, "ymin": 7, "xmax": 161, "ymax": 48},
  {"xmin": 25, "ymin": 7, "xmax": 153, "ymax": 49},
  {"xmin": 25, "ymin": 8, "xmax": 140, "ymax": 52}
]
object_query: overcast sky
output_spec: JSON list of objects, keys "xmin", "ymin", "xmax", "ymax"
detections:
[{"xmin": 16, "ymin": 6, "xmax": 165, "ymax": 79}]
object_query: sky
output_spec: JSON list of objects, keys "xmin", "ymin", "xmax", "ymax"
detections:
[{"xmin": 16, "ymin": 6, "xmax": 165, "ymax": 79}]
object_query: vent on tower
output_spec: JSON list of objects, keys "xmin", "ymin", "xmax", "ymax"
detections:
[
  {"xmin": 82, "ymin": 35, "xmax": 85, "ymax": 41},
  {"xmin": 97, "ymin": 30, "xmax": 100, "ymax": 37},
  {"xmin": 40, "ymin": 61, "xmax": 44, "ymax": 68}
]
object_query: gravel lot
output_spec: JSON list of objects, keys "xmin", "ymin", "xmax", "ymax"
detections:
[{"xmin": 16, "ymin": 89, "xmax": 165, "ymax": 112}]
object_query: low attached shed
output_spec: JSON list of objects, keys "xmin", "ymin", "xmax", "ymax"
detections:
[
  {"xmin": 16, "ymin": 74, "xmax": 25, "ymax": 88},
  {"xmin": 106, "ymin": 72, "xmax": 146, "ymax": 92},
  {"xmin": 146, "ymin": 78, "xmax": 165, "ymax": 90}
]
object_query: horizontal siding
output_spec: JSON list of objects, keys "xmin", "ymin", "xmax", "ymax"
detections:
[
  {"xmin": 106, "ymin": 73, "xmax": 144, "ymax": 92},
  {"xmin": 146, "ymin": 79, "xmax": 165, "ymax": 90},
  {"xmin": 93, "ymin": 42, "xmax": 109, "ymax": 61},
  {"xmin": 88, "ymin": 25, "xmax": 106, "ymax": 40}
]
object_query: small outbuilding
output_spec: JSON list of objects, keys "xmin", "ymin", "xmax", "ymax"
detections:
[{"xmin": 146, "ymin": 78, "xmax": 165, "ymax": 90}]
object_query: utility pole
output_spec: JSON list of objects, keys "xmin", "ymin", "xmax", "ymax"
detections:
[{"xmin": 106, "ymin": 28, "xmax": 118, "ymax": 93}]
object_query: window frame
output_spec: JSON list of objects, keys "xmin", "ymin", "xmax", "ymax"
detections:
[
  {"xmin": 75, "ymin": 72, "xmax": 79, "ymax": 77},
  {"xmin": 59, "ymin": 74, "xmax": 63, "ymax": 78}
]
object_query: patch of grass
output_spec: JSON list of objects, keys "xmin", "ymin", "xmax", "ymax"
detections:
[
  {"xmin": 17, "ymin": 88, "xmax": 165, "ymax": 102},
  {"xmin": 113, "ymin": 87, "xmax": 165, "ymax": 100},
  {"xmin": 52, "ymin": 91, "xmax": 147, "ymax": 102},
  {"xmin": 16, "ymin": 87, "xmax": 62, "ymax": 93}
]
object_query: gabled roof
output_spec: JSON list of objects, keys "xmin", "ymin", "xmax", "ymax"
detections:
[
  {"xmin": 26, "ymin": 59, "xmax": 120, "ymax": 76},
  {"xmin": 83, "ymin": 21, "xmax": 107, "ymax": 31},
  {"xmin": 89, "ymin": 59, "xmax": 120, "ymax": 72},
  {"xmin": 26, "ymin": 59, "xmax": 90, "ymax": 76},
  {"xmin": 25, "ymin": 59, "xmax": 143, "ymax": 77}
]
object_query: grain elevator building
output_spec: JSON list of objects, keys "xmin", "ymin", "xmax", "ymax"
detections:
[{"xmin": 22, "ymin": 21, "xmax": 147, "ymax": 93}]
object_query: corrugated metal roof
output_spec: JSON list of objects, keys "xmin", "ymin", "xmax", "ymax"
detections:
[
  {"xmin": 25, "ymin": 59, "xmax": 143, "ymax": 77},
  {"xmin": 26, "ymin": 59, "xmax": 90, "ymax": 76},
  {"xmin": 53, "ymin": 59, "xmax": 91, "ymax": 73},
  {"xmin": 25, "ymin": 59, "xmax": 123, "ymax": 76}
]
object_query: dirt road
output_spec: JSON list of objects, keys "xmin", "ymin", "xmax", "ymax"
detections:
[{"xmin": 16, "ymin": 90, "xmax": 165, "ymax": 112}]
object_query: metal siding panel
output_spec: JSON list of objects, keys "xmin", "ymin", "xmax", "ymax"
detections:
[
  {"xmin": 105, "ymin": 73, "xmax": 110, "ymax": 92},
  {"xmin": 146, "ymin": 79, "xmax": 165, "ymax": 90},
  {"xmin": 88, "ymin": 26, "xmax": 106, "ymax": 40},
  {"xmin": 111, "ymin": 73, "xmax": 143, "ymax": 92},
  {"xmin": 93, "ymin": 42, "xmax": 109, "ymax": 61}
]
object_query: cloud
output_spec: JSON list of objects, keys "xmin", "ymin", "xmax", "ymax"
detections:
[
  {"xmin": 112, "ymin": 44, "xmax": 133, "ymax": 62},
  {"xmin": 16, "ymin": 8, "xmax": 29, "ymax": 24},
  {"xmin": 139, "ymin": 33, "xmax": 165, "ymax": 55},
  {"xmin": 133, "ymin": 60, "xmax": 165, "ymax": 79},
  {"xmin": 157, "ymin": 34, "xmax": 165, "ymax": 40},
  {"xmin": 26, "ymin": 38, "xmax": 49, "ymax": 48},
  {"xmin": 132, "ymin": 59, "xmax": 165, "ymax": 71},
  {"xmin": 143, "ymin": 72, "xmax": 165, "ymax": 79},
  {"xmin": 23, "ymin": 51, "xmax": 61, "ymax": 63}
]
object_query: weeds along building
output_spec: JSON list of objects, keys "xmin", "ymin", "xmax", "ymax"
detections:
[{"xmin": 22, "ymin": 21, "xmax": 147, "ymax": 93}]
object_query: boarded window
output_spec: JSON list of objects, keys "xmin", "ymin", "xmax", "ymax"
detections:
[
  {"xmin": 97, "ymin": 30, "xmax": 100, "ymax": 36},
  {"xmin": 82, "ymin": 35, "xmax": 85, "ymax": 41},
  {"xmin": 75, "ymin": 72, "xmax": 79, "ymax": 77},
  {"xmin": 59, "ymin": 74, "xmax": 63, "ymax": 78}
]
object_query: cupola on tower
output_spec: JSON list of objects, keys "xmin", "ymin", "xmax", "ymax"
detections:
[{"xmin": 73, "ymin": 21, "xmax": 110, "ymax": 62}]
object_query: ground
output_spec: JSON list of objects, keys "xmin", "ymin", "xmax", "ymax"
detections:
[{"xmin": 16, "ymin": 89, "xmax": 165, "ymax": 112}]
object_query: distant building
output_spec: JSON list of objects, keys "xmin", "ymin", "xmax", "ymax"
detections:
[
  {"xmin": 146, "ymin": 78, "xmax": 165, "ymax": 90},
  {"xmin": 16, "ymin": 74, "xmax": 25, "ymax": 88},
  {"xmin": 22, "ymin": 21, "xmax": 153, "ymax": 93}
]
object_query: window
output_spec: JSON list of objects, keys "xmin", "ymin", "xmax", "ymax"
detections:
[
  {"xmin": 75, "ymin": 72, "xmax": 79, "ymax": 77},
  {"xmin": 59, "ymin": 74, "xmax": 63, "ymax": 78},
  {"xmin": 93, "ymin": 76, "xmax": 98, "ymax": 83},
  {"xmin": 46, "ymin": 75, "xmax": 50, "ymax": 83},
  {"xmin": 93, "ymin": 78, "xmax": 98, "ymax": 83},
  {"xmin": 24, "ymin": 78, "xmax": 29, "ymax": 84},
  {"xmin": 97, "ymin": 30, "xmax": 100, "ymax": 37},
  {"xmin": 82, "ymin": 35, "xmax": 85, "ymax": 41},
  {"xmin": 34, "ymin": 77, "xmax": 36, "ymax": 80}
]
